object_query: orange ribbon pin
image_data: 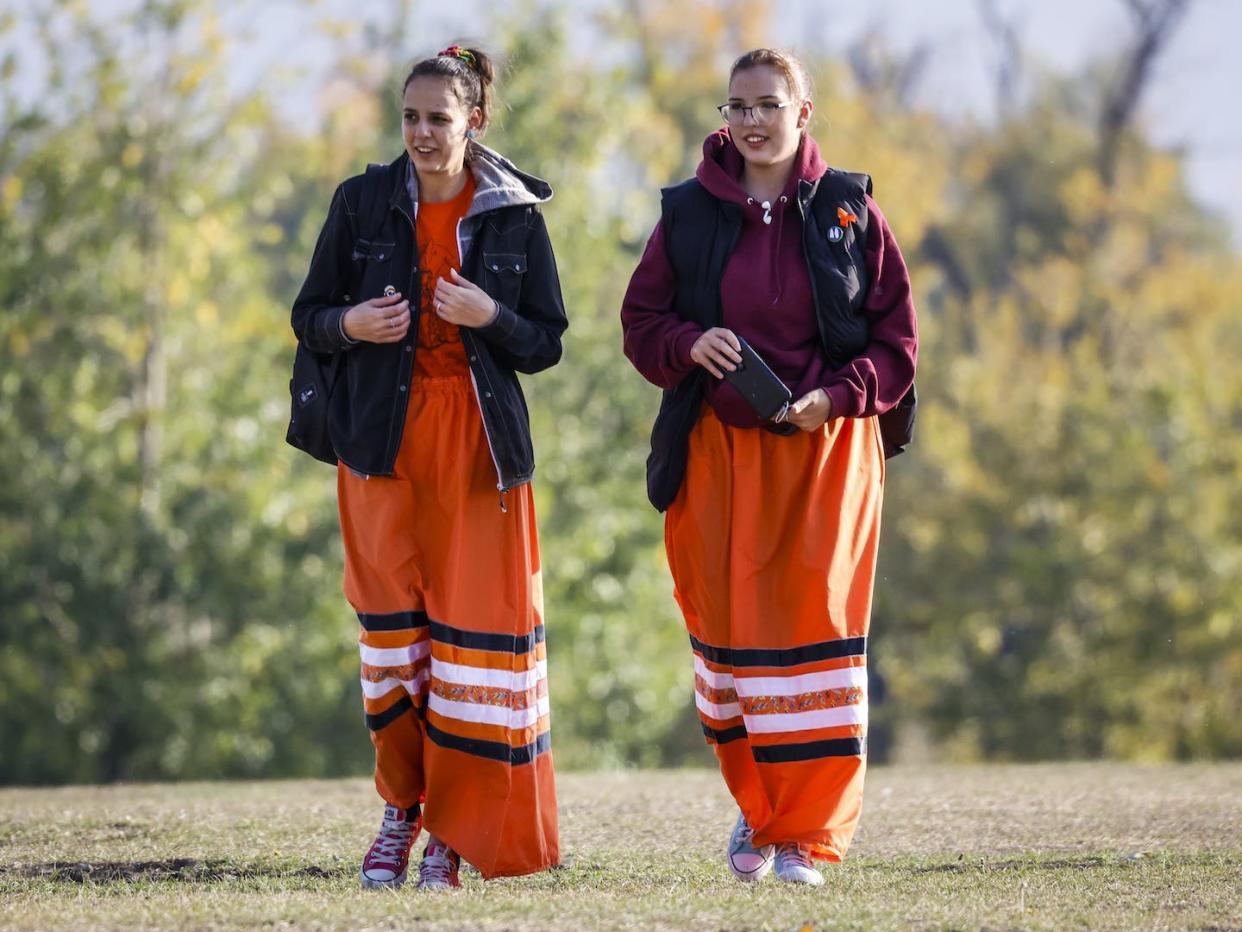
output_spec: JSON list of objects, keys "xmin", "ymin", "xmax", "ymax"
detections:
[{"xmin": 837, "ymin": 206, "xmax": 857, "ymax": 228}]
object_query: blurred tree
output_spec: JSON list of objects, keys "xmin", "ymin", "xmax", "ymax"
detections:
[
  {"xmin": 0, "ymin": 0, "xmax": 365, "ymax": 782},
  {"xmin": 872, "ymin": 69, "xmax": 1242, "ymax": 761}
]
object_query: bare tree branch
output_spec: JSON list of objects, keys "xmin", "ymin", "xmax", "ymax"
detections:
[
  {"xmin": 977, "ymin": 0, "xmax": 1025, "ymax": 118},
  {"xmin": 1098, "ymin": 0, "xmax": 1193, "ymax": 186},
  {"xmin": 846, "ymin": 22, "xmax": 931, "ymax": 108}
]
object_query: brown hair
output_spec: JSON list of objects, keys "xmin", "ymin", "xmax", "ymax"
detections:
[
  {"xmin": 402, "ymin": 45, "xmax": 498, "ymax": 134},
  {"xmin": 729, "ymin": 48, "xmax": 813, "ymax": 103}
]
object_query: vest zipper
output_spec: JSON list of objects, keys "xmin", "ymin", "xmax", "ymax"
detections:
[{"xmin": 794, "ymin": 191, "xmax": 830, "ymax": 352}]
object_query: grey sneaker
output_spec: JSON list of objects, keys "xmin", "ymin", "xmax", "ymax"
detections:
[
  {"xmin": 727, "ymin": 812, "xmax": 775, "ymax": 881},
  {"xmin": 774, "ymin": 842, "xmax": 824, "ymax": 885}
]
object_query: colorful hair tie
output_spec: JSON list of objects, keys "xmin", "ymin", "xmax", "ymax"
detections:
[{"xmin": 438, "ymin": 45, "xmax": 477, "ymax": 69}]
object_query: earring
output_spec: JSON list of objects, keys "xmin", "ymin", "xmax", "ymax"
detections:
[{"xmin": 466, "ymin": 128, "xmax": 477, "ymax": 139}]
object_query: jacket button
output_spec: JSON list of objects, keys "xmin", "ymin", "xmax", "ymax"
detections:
[
  {"xmin": 399, "ymin": 385, "xmax": 407, "ymax": 392},
  {"xmin": 492, "ymin": 264, "xmax": 499, "ymax": 271},
  {"xmin": 469, "ymin": 355, "xmax": 477, "ymax": 362},
  {"xmin": 484, "ymin": 391, "xmax": 492, "ymax": 398},
  {"xmin": 344, "ymin": 294, "xmax": 351, "ymax": 302}
]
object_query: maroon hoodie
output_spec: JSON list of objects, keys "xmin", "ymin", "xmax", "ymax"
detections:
[{"xmin": 621, "ymin": 130, "xmax": 918, "ymax": 428}]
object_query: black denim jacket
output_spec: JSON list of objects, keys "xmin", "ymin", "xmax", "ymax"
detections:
[{"xmin": 291, "ymin": 145, "xmax": 567, "ymax": 491}]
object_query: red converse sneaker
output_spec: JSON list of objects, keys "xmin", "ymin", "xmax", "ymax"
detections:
[
  {"xmin": 360, "ymin": 803, "xmax": 422, "ymax": 889},
  {"xmin": 416, "ymin": 835, "xmax": 461, "ymax": 890}
]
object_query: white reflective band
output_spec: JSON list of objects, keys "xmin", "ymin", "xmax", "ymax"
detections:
[
  {"xmin": 361, "ymin": 670, "xmax": 429, "ymax": 699},
  {"xmin": 742, "ymin": 704, "xmax": 867, "ymax": 734},
  {"xmin": 427, "ymin": 693, "xmax": 549, "ymax": 730},
  {"xmin": 695, "ymin": 691, "xmax": 742, "ymax": 722},
  {"xmin": 694, "ymin": 654, "xmax": 867, "ymax": 697},
  {"xmin": 359, "ymin": 640, "xmax": 431, "ymax": 668},
  {"xmin": 733, "ymin": 665, "xmax": 867, "ymax": 698},
  {"xmin": 431, "ymin": 657, "xmax": 547, "ymax": 692},
  {"xmin": 693, "ymin": 654, "xmax": 734, "ymax": 689}
]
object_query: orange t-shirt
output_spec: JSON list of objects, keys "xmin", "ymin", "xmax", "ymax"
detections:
[{"xmin": 413, "ymin": 173, "xmax": 476, "ymax": 379}]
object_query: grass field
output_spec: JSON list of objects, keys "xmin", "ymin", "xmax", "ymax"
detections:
[{"xmin": 1, "ymin": 763, "xmax": 1239, "ymax": 930}]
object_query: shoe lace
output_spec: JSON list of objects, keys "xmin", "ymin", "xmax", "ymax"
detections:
[
  {"xmin": 732, "ymin": 818, "xmax": 755, "ymax": 848},
  {"xmin": 778, "ymin": 843, "xmax": 812, "ymax": 870},
  {"xmin": 420, "ymin": 844, "xmax": 457, "ymax": 884},
  {"xmin": 370, "ymin": 818, "xmax": 413, "ymax": 860}
]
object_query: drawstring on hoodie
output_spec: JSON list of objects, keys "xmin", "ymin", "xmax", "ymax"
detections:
[
  {"xmin": 745, "ymin": 194, "xmax": 790, "ymax": 227},
  {"xmin": 747, "ymin": 195, "xmax": 791, "ymax": 303}
]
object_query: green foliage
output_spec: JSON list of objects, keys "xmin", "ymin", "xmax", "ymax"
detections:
[
  {"xmin": 866, "ymin": 76, "xmax": 1242, "ymax": 760},
  {"xmin": 0, "ymin": 1, "xmax": 363, "ymax": 782},
  {"xmin": 1, "ymin": 0, "xmax": 1239, "ymax": 784}
]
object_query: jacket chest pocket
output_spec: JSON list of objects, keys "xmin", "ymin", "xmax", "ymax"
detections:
[
  {"xmin": 349, "ymin": 239, "xmax": 397, "ymax": 301},
  {"xmin": 481, "ymin": 251, "xmax": 526, "ymax": 307}
]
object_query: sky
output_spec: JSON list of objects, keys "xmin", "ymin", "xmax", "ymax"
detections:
[
  {"xmin": 265, "ymin": 0, "xmax": 1242, "ymax": 242},
  {"xmin": 772, "ymin": 0, "xmax": 1242, "ymax": 238},
  {"xmin": 6, "ymin": 0, "xmax": 1241, "ymax": 241}
]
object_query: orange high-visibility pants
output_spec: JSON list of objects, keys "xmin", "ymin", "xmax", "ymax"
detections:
[
  {"xmin": 664, "ymin": 408, "xmax": 884, "ymax": 862},
  {"xmin": 337, "ymin": 376, "xmax": 558, "ymax": 879}
]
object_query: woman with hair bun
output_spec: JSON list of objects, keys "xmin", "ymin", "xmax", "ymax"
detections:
[
  {"xmin": 621, "ymin": 48, "xmax": 918, "ymax": 886},
  {"xmin": 291, "ymin": 44, "xmax": 565, "ymax": 891}
]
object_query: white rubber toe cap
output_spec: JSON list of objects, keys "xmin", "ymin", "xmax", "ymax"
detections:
[{"xmin": 729, "ymin": 847, "xmax": 775, "ymax": 881}]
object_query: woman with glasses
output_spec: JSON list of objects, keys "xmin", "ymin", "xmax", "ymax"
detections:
[
  {"xmin": 620, "ymin": 48, "xmax": 917, "ymax": 885},
  {"xmin": 291, "ymin": 45, "xmax": 564, "ymax": 891}
]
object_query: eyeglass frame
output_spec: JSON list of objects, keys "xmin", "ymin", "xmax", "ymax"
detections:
[{"xmin": 716, "ymin": 100, "xmax": 799, "ymax": 126}]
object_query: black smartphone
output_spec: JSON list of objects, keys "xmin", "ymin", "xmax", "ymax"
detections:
[{"xmin": 722, "ymin": 335, "xmax": 792, "ymax": 422}]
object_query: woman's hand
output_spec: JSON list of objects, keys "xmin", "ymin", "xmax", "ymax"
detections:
[
  {"xmin": 689, "ymin": 327, "xmax": 742, "ymax": 379},
  {"xmin": 342, "ymin": 292, "xmax": 410, "ymax": 343},
  {"xmin": 785, "ymin": 388, "xmax": 833, "ymax": 431},
  {"xmin": 433, "ymin": 268, "xmax": 501, "ymax": 328}
]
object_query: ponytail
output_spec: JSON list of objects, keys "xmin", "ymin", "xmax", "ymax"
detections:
[{"xmin": 403, "ymin": 44, "xmax": 498, "ymax": 134}]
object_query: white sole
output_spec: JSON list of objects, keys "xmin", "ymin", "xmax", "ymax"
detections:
[
  {"xmin": 360, "ymin": 867, "xmax": 408, "ymax": 890},
  {"xmin": 728, "ymin": 853, "xmax": 775, "ymax": 882}
]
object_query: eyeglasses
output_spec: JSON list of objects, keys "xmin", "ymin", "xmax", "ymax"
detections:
[{"xmin": 717, "ymin": 101, "xmax": 797, "ymax": 126}]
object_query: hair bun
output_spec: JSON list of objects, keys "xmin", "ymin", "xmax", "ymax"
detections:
[{"xmin": 405, "ymin": 44, "xmax": 498, "ymax": 132}]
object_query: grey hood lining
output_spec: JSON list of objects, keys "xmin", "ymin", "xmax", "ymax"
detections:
[{"xmin": 403, "ymin": 142, "xmax": 552, "ymax": 220}]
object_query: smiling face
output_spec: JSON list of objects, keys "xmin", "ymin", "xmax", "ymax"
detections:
[
  {"xmin": 726, "ymin": 64, "xmax": 812, "ymax": 171},
  {"xmin": 401, "ymin": 75, "xmax": 482, "ymax": 177}
]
